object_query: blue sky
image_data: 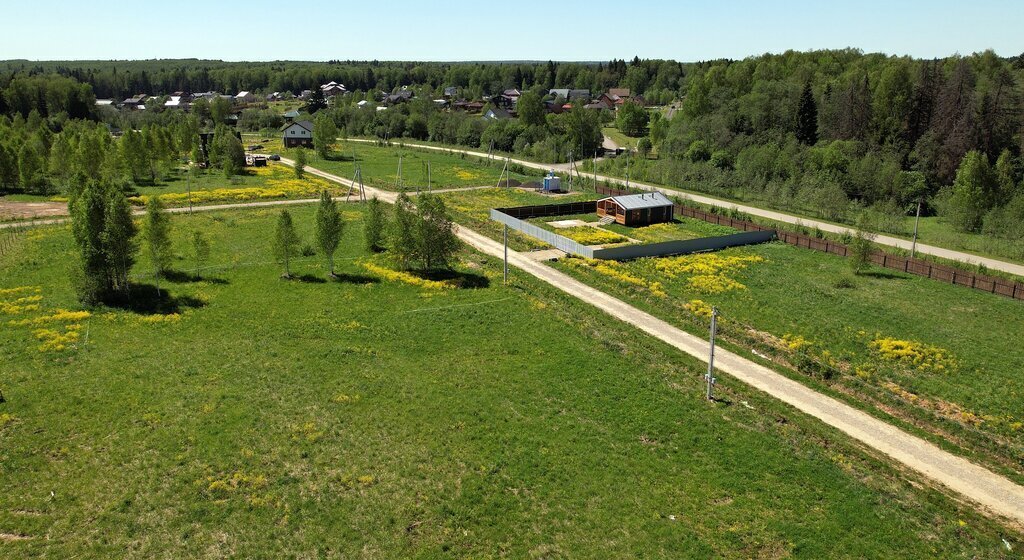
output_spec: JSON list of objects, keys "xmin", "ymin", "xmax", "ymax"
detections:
[{"xmin": 4, "ymin": 0, "xmax": 1022, "ymax": 61}]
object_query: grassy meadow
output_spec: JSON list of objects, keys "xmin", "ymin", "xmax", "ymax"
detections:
[
  {"xmin": 0, "ymin": 204, "xmax": 1020, "ymax": 557},
  {"xmin": 546, "ymin": 239, "xmax": 1024, "ymax": 480}
]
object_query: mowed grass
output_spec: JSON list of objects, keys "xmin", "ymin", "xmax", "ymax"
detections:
[
  {"xmin": 547, "ymin": 238, "xmax": 1024, "ymax": 477},
  {"xmin": 0, "ymin": 205, "xmax": 1020, "ymax": 557}
]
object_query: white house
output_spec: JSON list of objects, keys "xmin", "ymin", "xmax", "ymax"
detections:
[{"xmin": 281, "ymin": 120, "xmax": 313, "ymax": 148}]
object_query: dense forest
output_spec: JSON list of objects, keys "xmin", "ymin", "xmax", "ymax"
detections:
[{"xmin": 1, "ymin": 51, "xmax": 1023, "ymax": 241}]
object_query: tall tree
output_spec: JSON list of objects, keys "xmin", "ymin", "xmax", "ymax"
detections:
[
  {"xmin": 942, "ymin": 150, "xmax": 994, "ymax": 232},
  {"xmin": 307, "ymin": 88, "xmax": 327, "ymax": 113},
  {"xmin": 795, "ymin": 82, "xmax": 818, "ymax": 145},
  {"xmin": 314, "ymin": 190, "xmax": 343, "ymax": 277},
  {"xmin": 516, "ymin": 90, "xmax": 545, "ymax": 127},
  {"xmin": 364, "ymin": 196, "xmax": 387, "ymax": 252},
  {"xmin": 313, "ymin": 113, "xmax": 339, "ymax": 158},
  {"xmin": 415, "ymin": 193, "xmax": 459, "ymax": 270},
  {"xmin": 293, "ymin": 147, "xmax": 307, "ymax": 178},
  {"xmin": 389, "ymin": 191, "xmax": 418, "ymax": 269},
  {"xmin": 143, "ymin": 195, "xmax": 173, "ymax": 293},
  {"xmin": 272, "ymin": 209, "xmax": 302, "ymax": 278}
]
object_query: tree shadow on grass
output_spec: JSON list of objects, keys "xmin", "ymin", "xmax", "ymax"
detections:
[
  {"xmin": 859, "ymin": 269, "xmax": 910, "ymax": 280},
  {"xmin": 294, "ymin": 274, "xmax": 327, "ymax": 284},
  {"xmin": 331, "ymin": 273, "xmax": 380, "ymax": 285},
  {"xmin": 105, "ymin": 283, "xmax": 209, "ymax": 315},
  {"xmin": 323, "ymin": 153, "xmax": 356, "ymax": 162},
  {"xmin": 163, "ymin": 269, "xmax": 229, "ymax": 285},
  {"xmin": 418, "ymin": 269, "xmax": 490, "ymax": 289}
]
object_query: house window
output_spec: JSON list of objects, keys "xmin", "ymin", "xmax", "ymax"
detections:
[{"xmin": 290, "ymin": 130, "xmax": 295, "ymax": 135}]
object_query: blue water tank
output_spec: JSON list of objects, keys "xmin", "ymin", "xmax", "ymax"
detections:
[{"xmin": 543, "ymin": 171, "xmax": 561, "ymax": 192}]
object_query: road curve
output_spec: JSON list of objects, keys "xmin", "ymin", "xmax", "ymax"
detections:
[{"xmin": 346, "ymin": 138, "xmax": 1024, "ymax": 278}]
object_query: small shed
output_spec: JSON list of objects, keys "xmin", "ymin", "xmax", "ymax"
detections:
[
  {"xmin": 596, "ymin": 192, "xmax": 674, "ymax": 226},
  {"xmin": 281, "ymin": 120, "xmax": 314, "ymax": 148}
]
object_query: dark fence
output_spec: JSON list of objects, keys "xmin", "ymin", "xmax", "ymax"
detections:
[
  {"xmin": 497, "ymin": 201, "xmax": 598, "ymax": 219},
  {"xmin": 594, "ymin": 184, "xmax": 1024, "ymax": 301}
]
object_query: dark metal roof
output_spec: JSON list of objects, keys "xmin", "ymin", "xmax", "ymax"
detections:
[{"xmin": 281, "ymin": 120, "xmax": 313, "ymax": 132}]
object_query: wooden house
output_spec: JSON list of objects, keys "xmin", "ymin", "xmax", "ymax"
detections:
[{"xmin": 596, "ymin": 192, "xmax": 674, "ymax": 226}]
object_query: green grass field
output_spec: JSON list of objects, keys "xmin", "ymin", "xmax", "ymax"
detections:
[
  {"xmin": 1, "ymin": 204, "xmax": 1019, "ymax": 557},
  {"xmin": 544, "ymin": 238, "xmax": 1024, "ymax": 480}
]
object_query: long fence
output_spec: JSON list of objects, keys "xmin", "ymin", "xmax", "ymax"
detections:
[
  {"xmin": 594, "ymin": 184, "xmax": 1024, "ymax": 301},
  {"xmin": 492, "ymin": 201, "xmax": 776, "ymax": 261}
]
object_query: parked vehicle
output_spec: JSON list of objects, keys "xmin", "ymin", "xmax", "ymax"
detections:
[{"xmin": 269, "ymin": 154, "xmax": 281, "ymax": 161}]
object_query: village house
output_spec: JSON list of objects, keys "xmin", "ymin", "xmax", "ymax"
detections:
[
  {"xmin": 234, "ymin": 91, "xmax": 256, "ymax": 104},
  {"xmin": 483, "ymin": 106, "xmax": 512, "ymax": 120},
  {"xmin": 281, "ymin": 120, "xmax": 314, "ymax": 148},
  {"xmin": 320, "ymin": 81, "xmax": 347, "ymax": 97},
  {"xmin": 596, "ymin": 192, "xmax": 674, "ymax": 226},
  {"xmin": 121, "ymin": 94, "xmax": 147, "ymax": 109},
  {"xmin": 443, "ymin": 86, "xmax": 459, "ymax": 98},
  {"xmin": 385, "ymin": 90, "xmax": 414, "ymax": 105}
]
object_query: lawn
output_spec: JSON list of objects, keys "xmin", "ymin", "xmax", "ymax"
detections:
[
  {"xmin": 546, "ymin": 239, "xmax": 1024, "ymax": 479},
  {"xmin": 0, "ymin": 205, "xmax": 1018, "ymax": 557}
]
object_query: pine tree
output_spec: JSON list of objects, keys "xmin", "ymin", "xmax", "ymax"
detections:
[
  {"xmin": 314, "ymin": 190, "xmax": 343, "ymax": 277},
  {"xmin": 307, "ymin": 88, "xmax": 327, "ymax": 113},
  {"xmin": 273, "ymin": 209, "xmax": 301, "ymax": 278},
  {"xmin": 364, "ymin": 196, "xmax": 387, "ymax": 252},
  {"xmin": 795, "ymin": 82, "xmax": 819, "ymax": 145}
]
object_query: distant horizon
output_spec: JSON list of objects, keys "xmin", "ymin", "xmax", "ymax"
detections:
[
  {"xmin": 2, "ymin": 46, "xmax": 1020, "ymax": 66},
  {"xmin": 2, "ymin": 0, "xmax": 1021, "ymax": 62}
]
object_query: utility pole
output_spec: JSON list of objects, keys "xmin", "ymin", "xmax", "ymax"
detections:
[
  {"xmin": 187, "ymin": 167, "xmax": 193, "ymax": 215},
  {"xmin": 567, "ymin": 150, "xmax": 574, "ymax": 193},
  {"xmin": 705, "ymin": 306, "xmax": 719, "ymax": 401},
  {"xmin": 503, "ymin": 225, "xmax": 509, "ymax": 285},
  {"xmin": 911, "ymin": 197, "xmax": 922, "ymax": 258},
  {"xmin": 625, "ymin": 148, "xmax": 630, "ymax": 191},
  {"xmin": 395, "ymin": 155, "xmax": 403, "ymax": 190}
]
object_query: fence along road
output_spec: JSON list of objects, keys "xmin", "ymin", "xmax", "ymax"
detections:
[
  {"xmin": 345, "ymin": 138, "xmax": 1024, "ymax": 278},
  {"xmin": 288, "ymin": 157, "xmax": 1024, "ymax": 525},
  {"xmin": 6, "ymin": 157, "xmax": 1024, "ymax": 523}
]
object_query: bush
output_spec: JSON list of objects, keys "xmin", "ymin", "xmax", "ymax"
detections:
[
  {"xmin": 685, "ymin": 140, "xmax": 711, "ymax": 162},
  {"xmin": 833, "ymin": 276, "xmax": 856, "ymax": 289},
  {"xmin": 710, "ymin": 150, "xmax": 733, "ymax": 170}
]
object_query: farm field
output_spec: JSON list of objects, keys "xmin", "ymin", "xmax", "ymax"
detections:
[
  {"xmin": 541, "ymin": 237, "xmax": 1024, "ymax": 479},
  {"xmin": 1, "ymin": 205, "xmax": 1020, "ymax": 557}
]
